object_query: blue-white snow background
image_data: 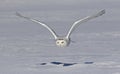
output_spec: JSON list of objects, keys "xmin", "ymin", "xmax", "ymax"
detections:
[{"xmin": 0, "ymin": 0, "xmax": 120, "ymax": 74}]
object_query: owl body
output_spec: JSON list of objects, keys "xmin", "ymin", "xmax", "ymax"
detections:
[{"xmin": 16, "ymin": 10, "xmax": 105, "ymax": 47}]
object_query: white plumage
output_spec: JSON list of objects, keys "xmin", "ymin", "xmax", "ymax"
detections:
[{"xmin": 16, "ymin": 10, "xmax": 105, "ymax": 47}]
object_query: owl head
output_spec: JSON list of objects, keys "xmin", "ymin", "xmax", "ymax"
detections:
[{"xmin": 56, "ymin": 38, "xmax": 70, "ymax": 47}]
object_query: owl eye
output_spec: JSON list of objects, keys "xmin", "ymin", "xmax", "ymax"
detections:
[
  {"xmin": 57, "ymin": 42, "xmax": 59, "ymax": 44},
  {"xmin": 61, "ymin": 41, "xmax": 64, "ymax": 44}
]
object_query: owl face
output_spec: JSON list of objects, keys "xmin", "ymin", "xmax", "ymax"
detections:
[{"xmin": 56, "ymin": 39, "xmax": 69, "ymax": 47}]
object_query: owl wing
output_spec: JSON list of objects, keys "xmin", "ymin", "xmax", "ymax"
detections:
[
  {"xmin": 16, "ymin": 12, "xmax": 58, "ymax": 39},
  {"xmin": 66, "ymin": 9, "xmax": 105, "ymax": 38}
]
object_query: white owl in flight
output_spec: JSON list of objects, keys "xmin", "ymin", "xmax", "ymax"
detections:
[{"xmin": 16, "ymin": 10, "xmax": 105, "ymax": 47}]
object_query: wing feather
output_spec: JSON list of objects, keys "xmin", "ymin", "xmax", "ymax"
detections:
[
  {"xmin": 66, "ymin": 9, "xmax": 105, "ymax": 38},
  {"xmin": 16, "ymin": 12, "xmax": 58, "ymax": 39}
]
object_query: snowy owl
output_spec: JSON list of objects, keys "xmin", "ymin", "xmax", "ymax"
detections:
[{"xmin": 16, "ymin": 10, "xmax": 105, "ymax": 47}]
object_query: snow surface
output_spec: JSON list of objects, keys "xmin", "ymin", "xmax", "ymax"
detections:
[{"xmin": 0, "ymin": 0, "xmax": 120, "ymax": 74}]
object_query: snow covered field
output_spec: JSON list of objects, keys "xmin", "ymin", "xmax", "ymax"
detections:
[{"xmin": 0, "ymin": 0, "xmax": 120, "ymax": 74}]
